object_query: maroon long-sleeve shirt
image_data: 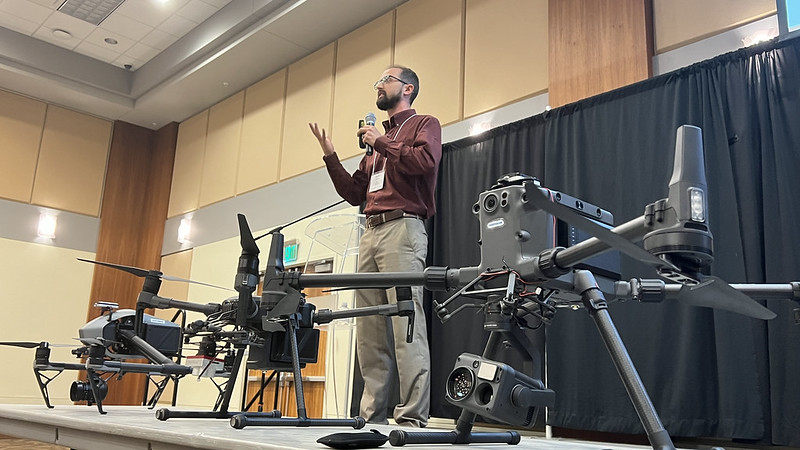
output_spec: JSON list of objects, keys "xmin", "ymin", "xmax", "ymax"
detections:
[{"xmin": 323, "ymin": 109, "xmax": 442, "ymax": 219}]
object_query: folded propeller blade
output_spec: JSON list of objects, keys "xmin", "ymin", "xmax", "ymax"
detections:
[
  {"xmin": 78, "ymin": 258, "xmax": 231, "ymax": 291},
  {"xmin": 0, "ymin": 341, "xmax": 43, "ymax": 348},
  {"xmin": 676, "ymin": 276, "xmax": 776, "ymax": 320},
  {"xmin": 526, "ymin": 185, "xmax": 679, "ymax": 271},
  {"xmin": 238, "ymin": 214, "xmax": 259, "ymax": 256},
  {"xmin": 526, "ymin": 184, "xmax": 775, "ymax": 320}
]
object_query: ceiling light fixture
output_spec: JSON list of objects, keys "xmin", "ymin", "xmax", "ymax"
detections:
[
  {"xmin": 57, "ymin": 0, "xmax": 127, "ymax": 26},
  {"xmin": 52, "ymin": 28, "xmax": 72, "ymax": 40},
  {"xmin": 104, "ymin": 37, "xmax": 118, "ymax": 45}
]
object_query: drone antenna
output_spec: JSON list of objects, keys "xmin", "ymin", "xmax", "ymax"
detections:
[{"xmin": 256, "ymin": 200, "xmax": 346, "ymax": 239}]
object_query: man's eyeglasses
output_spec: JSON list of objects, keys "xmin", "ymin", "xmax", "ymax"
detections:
[{"xmin": 374, "ymin": 74, "xmax": 409, "ymax": 90}]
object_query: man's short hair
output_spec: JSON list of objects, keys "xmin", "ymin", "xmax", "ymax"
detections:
[{"xmin": 390, "ymin": 65, "xmax": 419, "ymax": 105}]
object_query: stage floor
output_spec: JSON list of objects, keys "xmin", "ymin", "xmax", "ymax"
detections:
[{"xmin": 0, "ymin": 404, "xmax": 666, "ymax": 450}]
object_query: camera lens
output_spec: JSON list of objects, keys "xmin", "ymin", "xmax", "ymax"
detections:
[
  {"xmin": 483, "ymin": 194, "xmax": 498, "ymax": 212},
  {"xmin": 446, "ymin": 367, "xmax": 475, "ymax": 401},
  {"xmin": 70, "ymin": 379, "xmax": 108, "ymax": 403}
]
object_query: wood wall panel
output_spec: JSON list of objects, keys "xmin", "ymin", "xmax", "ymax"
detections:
[
  {"xmin": 0, "ymin": 90, "xmax": 46, "ymax": 203},
  {"xmin": 86, "ymin": 121, "xmax": 178, "ymax": 406},
  {"xmin": 333, "ymin": 12, "xmax": 393, "ymax": 161},
  {"xmin": 168, "ymin": 111, "xmax": 208, "ymax": 218},
  {"xmin": 395, "ymin": 0, "xmax": 463, "ymax": 126},
  {"xmin": 281, "ymin": 44, "xmax": 335, "ymax": 181},
  {"xmin": 464, "ymin": 0, "xmax": 548, "ymax": 117},
  {"xmin": 653, "ymin": 0, "xmax": 775, "ymax": 53},
  {"xmin": 548, "ymin": 0, "xmax": 653, "ymax": 107},
  {"xmin": 31, "ymin": 106, "xmax": 111, "ymax": 216},
  {"xmin": 238, "ymin": 69, "xmax": 286, "ymax": 195},
  {"xmin": 199, "ymin": 92, "xmax": 244, "ymax": 207}
]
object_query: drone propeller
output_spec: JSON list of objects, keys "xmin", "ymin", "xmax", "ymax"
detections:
[
  {"xmin": 526, "ymin": 187, "xmax": 678, "ymax": 272},
  {"xmin": 0, "ymin": 341, "xmax": 45, "ymax": 348},
  {"xmin": 77, "ymin": 258, "xmax": 231, "ymax": 291},
  {"xmin": 76, "ymin": 337, "xmax": 120, "ymax": 347},
  {"xmin": 0, "ymin": 341, "xmax": 74, "ymax": 348},
  {"xmin": 234, "ymin": 214, "xmax": 260, "ymax": 327},
  {"xmin": 238, "ymin": 214, "xmax": 260, "ymax": 256},
  {"xmin": 676, "ymin": 276, "xmax": 776, "ymax": 320}
]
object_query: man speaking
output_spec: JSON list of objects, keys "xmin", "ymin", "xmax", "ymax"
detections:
[{"xmin": 309, "ymin": 65, "xmax": 442, "ymax": 427}]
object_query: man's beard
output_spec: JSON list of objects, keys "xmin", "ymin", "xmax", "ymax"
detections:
[{"xmin": 377, "ymin": 91, "xmax": 401, "ymax": 111}]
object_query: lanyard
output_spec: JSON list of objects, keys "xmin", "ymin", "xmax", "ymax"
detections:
[{"xmin": 371, "ymin": 113, "xmax": 418, "ymax": 174}]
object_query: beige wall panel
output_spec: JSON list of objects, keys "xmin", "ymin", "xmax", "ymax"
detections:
[
  {"xmin": 0, "ymin": 237, "xmax": 94, "ymax": 405},
  {"xmin": 154, "ymin": 248, "xmax": 193, "ymax": 405},
  {"xmin": 464, "ymin": 0, "xmax": 548, "ymax": 117},
  {"xmin": 30, "ymin": 106, "xmax": 111, "ymax": 216},
  {"xmin": 333, "ymin": 12, "xmax": 393, "ymax": 161},
  {"xmin": 168, "ymin": 111, "xmax": 208, "ymax": 218},
  {"xmin": 281, "ymin": 44, "xmax": 336, "ymax": 181},
  {"xmin": 395, "ymin": 0, "xmax": 463, "ymax": 126},
  {"xmin": 0, "ymin": 91, "xmax": 46, "ymax": 203},
  {"xmin": 159, "ymin": 249, "xmax": 193, "ymax": 304},
  {"xmin": 177, "ymin": 235, "xmax": 242, "ymax": 409},
  {"xmin": 238, "ymin": 70, "xmax": 286, "ymax": 195},
  {"xmin": 199, "ymin": 92, "xmax": 244, "ymax": 208},
  {"xmin": 653, "ymin": 0, "xmax": 775, "ymax": 52}
]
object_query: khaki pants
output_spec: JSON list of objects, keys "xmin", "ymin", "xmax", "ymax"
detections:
[{"xmin": 355, "ymin": 217, "xmax": 430, "ymax": 427}]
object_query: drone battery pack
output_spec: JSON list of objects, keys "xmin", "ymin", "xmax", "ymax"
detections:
[
  {"xmin": 247, "ymin": 328, "xmax": 320, "ymax": 371},
  {"xmin": 141, "ymin": 315, "xmax": 182, "ymax": 357}
]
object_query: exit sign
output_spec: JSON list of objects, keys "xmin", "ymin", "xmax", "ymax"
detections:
[{"xmin": 284, "ymin": 240, "xmax": 298, "ymax": 263}]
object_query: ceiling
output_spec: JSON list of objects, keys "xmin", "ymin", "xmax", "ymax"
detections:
[{"xmin": 0, "ymin": 0, "xmax": 408, "ymax": 129}]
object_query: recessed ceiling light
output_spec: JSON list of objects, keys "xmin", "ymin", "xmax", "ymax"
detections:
[
  {"xmin": 57, "ymin": 0, "xmax": 126, "ymax": 26},
  {"xmin": 52, "ymin": 28, "xmax": 72, "ymax": 40},
  {"xmin": 104, "ymin": 37, "xmax": 118, "ymax": 45},
  {"xmin": 222, "ymin": 81, "xmax": 229, "ymax": 87}
]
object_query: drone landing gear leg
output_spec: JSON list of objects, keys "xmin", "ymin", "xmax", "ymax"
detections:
[
  {"xmin": 230, "ymin": 315, "xmax": 365, "ymax": 429},
  {"xmin": 574, "ymin": 270, "xmax": 675, "ymax": 450},
  {"xmin": 155, "ymin": 346, "xmax": 280, "ymax": 421},
  {"xmin": 33, "ymin": 368, "xmax": 61, "ymax": 409},
  {"xmin": 144, "ymin": 374, "xmax": 181, "ymax": 409},
  {"xmin": 86, "ymin": 369, "xmax": 107, "ymax": 415}
]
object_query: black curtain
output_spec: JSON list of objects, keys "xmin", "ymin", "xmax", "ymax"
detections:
[{"xmin": 428, "ymin": 36, "xmax": 800, "ymax": 446}]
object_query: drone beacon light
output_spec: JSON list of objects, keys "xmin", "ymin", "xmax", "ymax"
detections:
[{"xmin": 642, "ymin": 125, "xmax": 713, "ymax": 283}]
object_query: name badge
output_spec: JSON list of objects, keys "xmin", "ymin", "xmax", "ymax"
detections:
[{"xmin": 369, "ymin": 170, "xmax": 385, "ymax": 192}]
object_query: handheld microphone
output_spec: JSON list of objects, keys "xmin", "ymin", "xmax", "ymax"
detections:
[{"xmin": 364, "ymin": 112, "xmax": 376, "ymax": 155}]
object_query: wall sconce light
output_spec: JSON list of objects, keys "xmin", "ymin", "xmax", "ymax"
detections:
[
  {"xmin": 177, "ymin": 218, "xmax": 192, "ymax": 244},
  {"xmin": 38, "ymin": 213, "xmax": 58, "ymax": 239}
]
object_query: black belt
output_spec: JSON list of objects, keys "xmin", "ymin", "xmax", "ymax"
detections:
[{"xmin": 365, "ymin": 209, "xmax": 422, "ymax": 228}]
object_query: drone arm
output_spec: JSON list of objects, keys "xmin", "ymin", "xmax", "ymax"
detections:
[
  {"xmin": 614, "ymin": 279, "xmax": 800, "ymax": 303},
  {"xmin": 138, "ymin": 293, "xmax": 221, "ymax": 316},
  {"xmin": 117, "ymin": 329, "xmax": 189, "ymax": 371},
  {"xmin": 297, "ymin": 266, "xmax": 466, "ymax": 291},
  {"xmin": 101, "ymin": 360, "xmax": 192, "ymax": 375},
  {"xmin": 314, "ymin": 300, "xmax": 413, "ymax": 324}
]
